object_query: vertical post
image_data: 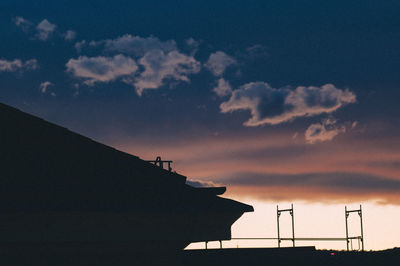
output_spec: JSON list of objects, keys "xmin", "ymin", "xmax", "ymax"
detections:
[
  {"xmin": 205, "ymin": 241, "xmax": 208, "ymax": 249},
  {"xmin": 277, "ymin": 205, "xmax": 281, "ymax": 248},
  {"xmin": 219, "ymin": 240, "xmax": 222, "ymax": 249},
  {"xmin": 291, "ymin": 203, "xmax": 295, "ymax": 247},
  {"xmin": 359, "ymin": 205, "xmax": 364, "ymax": 251},
  {"xmin": 345, "ymin": 206, "xmax": 349, "ymax": 251}
]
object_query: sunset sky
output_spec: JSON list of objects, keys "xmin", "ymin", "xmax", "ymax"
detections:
[{"xmin": 1, "ymin": 0, "xmax": 400, "ymax": 250}]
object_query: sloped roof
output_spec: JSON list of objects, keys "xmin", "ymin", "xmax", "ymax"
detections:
[{"xmin": 0, "ymin": 102, "xmax": 252, "ymax": 214}]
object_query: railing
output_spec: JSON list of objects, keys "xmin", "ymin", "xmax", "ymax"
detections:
[
  {"xmin": 146, "ymin": 156, "xmax": 173, "ymax": 171},
  {"xmin": 203, "ymin": 236, "xmax": 363, "ymax": 251}
]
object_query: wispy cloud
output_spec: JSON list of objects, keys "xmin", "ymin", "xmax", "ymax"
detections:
[
  {"xmin": 0, "ymin": 58, "xmax": 39, "ymax": 72},
  {"xmin": 120, "ymin": 127, "xmax": 400, "ymax": 204},
  {"xmin": 39, "ymin": 81, "xmax": 55, "ymax": 96},
  {"xmin": 225, "ymin": 171, "xmax": 400, "ymax": 192},
  {"xmin": 213, "ymin": 78, "xmax": 232, "ymax": 97},
  {"xmin": 63, "ymin": 30, "xmax": 76, "ymax": 41},
  {"xmin": 220, "ymin": 82, "xmax": 356, "ymax": 126},
  {"xmin": 66, "ymin": 55, "xmax": 138, "ymax": 85},
  {"xmin": 305, "ymin": 118, "xmax": 346, "ymax": 144},
  {"xmin": 14, "ymin": 17, "xmax": 75, "ymax": 42},
  {"xmin": 35, "ymin": 19, "xmax": 57, "ymax": 41},
  {"xmin": 245, "ymin": 44, "xmax": 268, "ymax": 58},
  {"xmin": 14, "ymin": 16, "xmax": 33, "ymax": 32},
  {"xmin": 185, "ymin": 37, "xmax": 200, "ymax": 55},
  {"xmin": 205, "ymin": 51, "xmax": 237, "ymax": 76},
  {"xmin": 90, "ymin": 34, "xmax": 177, "ymax": 57},
  {"xmin": 74, "ymin": 40, "xmax": 86, "ymax": 52},
  {"xmin": 224, "ymin": 171, "xmax": 400, "ymax": 204}
]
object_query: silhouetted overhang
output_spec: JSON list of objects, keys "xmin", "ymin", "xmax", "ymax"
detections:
[{"xmin": 194, "ymin": 187, "xmax": 226, "ymax": 195}]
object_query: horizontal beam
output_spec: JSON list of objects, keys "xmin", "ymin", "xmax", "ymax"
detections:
[
  {"xmin": 277, "ymin": 208, "xmax": 292, "ymax": 212},
  {"xmin": 280, "ymin": 238, "xmax": 346, "ymax": 241},
  {"xmin": 346, "ymin": 209, "xmax": 361, "ymax": 213},
  {"xmin": 230, "ymin": 236, "xmax": 362, "ymax": 241}
]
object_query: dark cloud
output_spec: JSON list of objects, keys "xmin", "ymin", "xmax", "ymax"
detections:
[
  {"xmin": 224, "ymin": 171, "xmax": 400, "ymax": 193},
  {"xmin": 367, "ymin": 160, "xmax": 400, "ymax": 170},
  {"xmin": 220, "ymin": 82, "xmax": 356, "ymax": 126}
]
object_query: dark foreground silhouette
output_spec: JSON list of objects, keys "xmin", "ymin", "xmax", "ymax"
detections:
[
  {"xmin": 182, "ymin": 247, "xmax": 400, "ymax": 266},
  {"xmin": 0, "ymin": 245, "xmax": 399, "ymax": 265},
  {"xmin": 0, "ymin": 102, "xmax": 252, "ymax": 263}
]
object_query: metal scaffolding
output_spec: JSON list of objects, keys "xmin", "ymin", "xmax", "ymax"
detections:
[
  {"xmin": 277, "ymin": 204, "xmax": 295, "ymax": 247},
  {"xmin": 345, "ymin": 205, "xmax": 364, "ymax": 251},
  {"xmin": 204, "ymin": 204, "xmax": 365, "ymax": 251}
]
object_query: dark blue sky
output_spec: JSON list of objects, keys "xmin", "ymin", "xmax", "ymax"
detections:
[{"xmin": 1, "ymin": 1, "xmax": 399, "ymax": 136}]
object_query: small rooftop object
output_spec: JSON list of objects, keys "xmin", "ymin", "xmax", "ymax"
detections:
[{"xmin": 146, "ymin": 156, "xmax": 173, "ymax": 171}]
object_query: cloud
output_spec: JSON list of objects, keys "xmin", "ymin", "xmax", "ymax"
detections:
[
  {"xmin": 14, "ymin": 17, "xmax": 58, "ymax": 41},
  {"xmin": 185, "ymin": 37, "xmax": 200, "ymax": 55},
  {"xmin": 128, "ymin": 130, "xmax": 400, "ymax": 204},
  {"xmin": 66, "ymin": 55, "xmax": 138, "ymax": 85},
  {"xmin": 14, "ymin": 16, "xmax": 33, "ymax": 32},
  {"xmin": 35, "ymin": 19, "xmax": 56, "ymax": 41},
  {"xmin": 63, "ymin": 30, "xmax": 76, "ymax": 41},
  {"xmin": 225, "ymin": 171, "xmax": 400, "ymax": 191},
  {"xmin": 91, "ymin": 34, "xmax": 177, "ymax": 57},
  {"xmin": 133, "ymin": 50, "xmax": 201, "ymax": 95},
  {"xmin": 0, "ymin": 58, "xmax": 39, "ymax": 72},
  {"xmin": 220, "ymin": 82, "xmax": 356, "ymax": 126},
  {"xmin": 224, "ymin": 170, "xmax": 400, "ymax": 204},
  {"xmin": 39, "ymin": 81, "xmax": 53, "ymax": 93},
  {"xmin": 245, "ymin": 44, "xmax": 268, "ymax": 58},
  {"xmin": 185, "ymin": 37, "xmax": 199, "ymax": 48},
  {"xmin": 224, "ymin": 171, "xmax": 400, "ymax": 202},
  {"xmin": 186, "ymin": 179, "xmax": 217, "ymax": 188},
  {"xmin": 70, "ymin": 35, "xmax": 201, "ymax": 94},
  {"xmin": 305, "ymin": 118, "xmax": 346, "ymax": 144},
  {"xmin": 205, "ymin": 51, "xmax": 237, "ymax": 76},
  {"xmin": 213, "ymin": 78, "xmax": 232, "ymax": 97},
  {"xmin": 74, "ymin": 40, "xmax": 86, "ymax": 52}
]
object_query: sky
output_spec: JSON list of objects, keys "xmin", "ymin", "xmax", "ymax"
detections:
[{"xmin": 1, "ymin": 0, "xmax": 400, "ymax": 250}]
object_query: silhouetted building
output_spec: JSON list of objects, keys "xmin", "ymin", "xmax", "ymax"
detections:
[{"xmin": 0, "ymin": 103, "xmax": 253, "ymax": 258}]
